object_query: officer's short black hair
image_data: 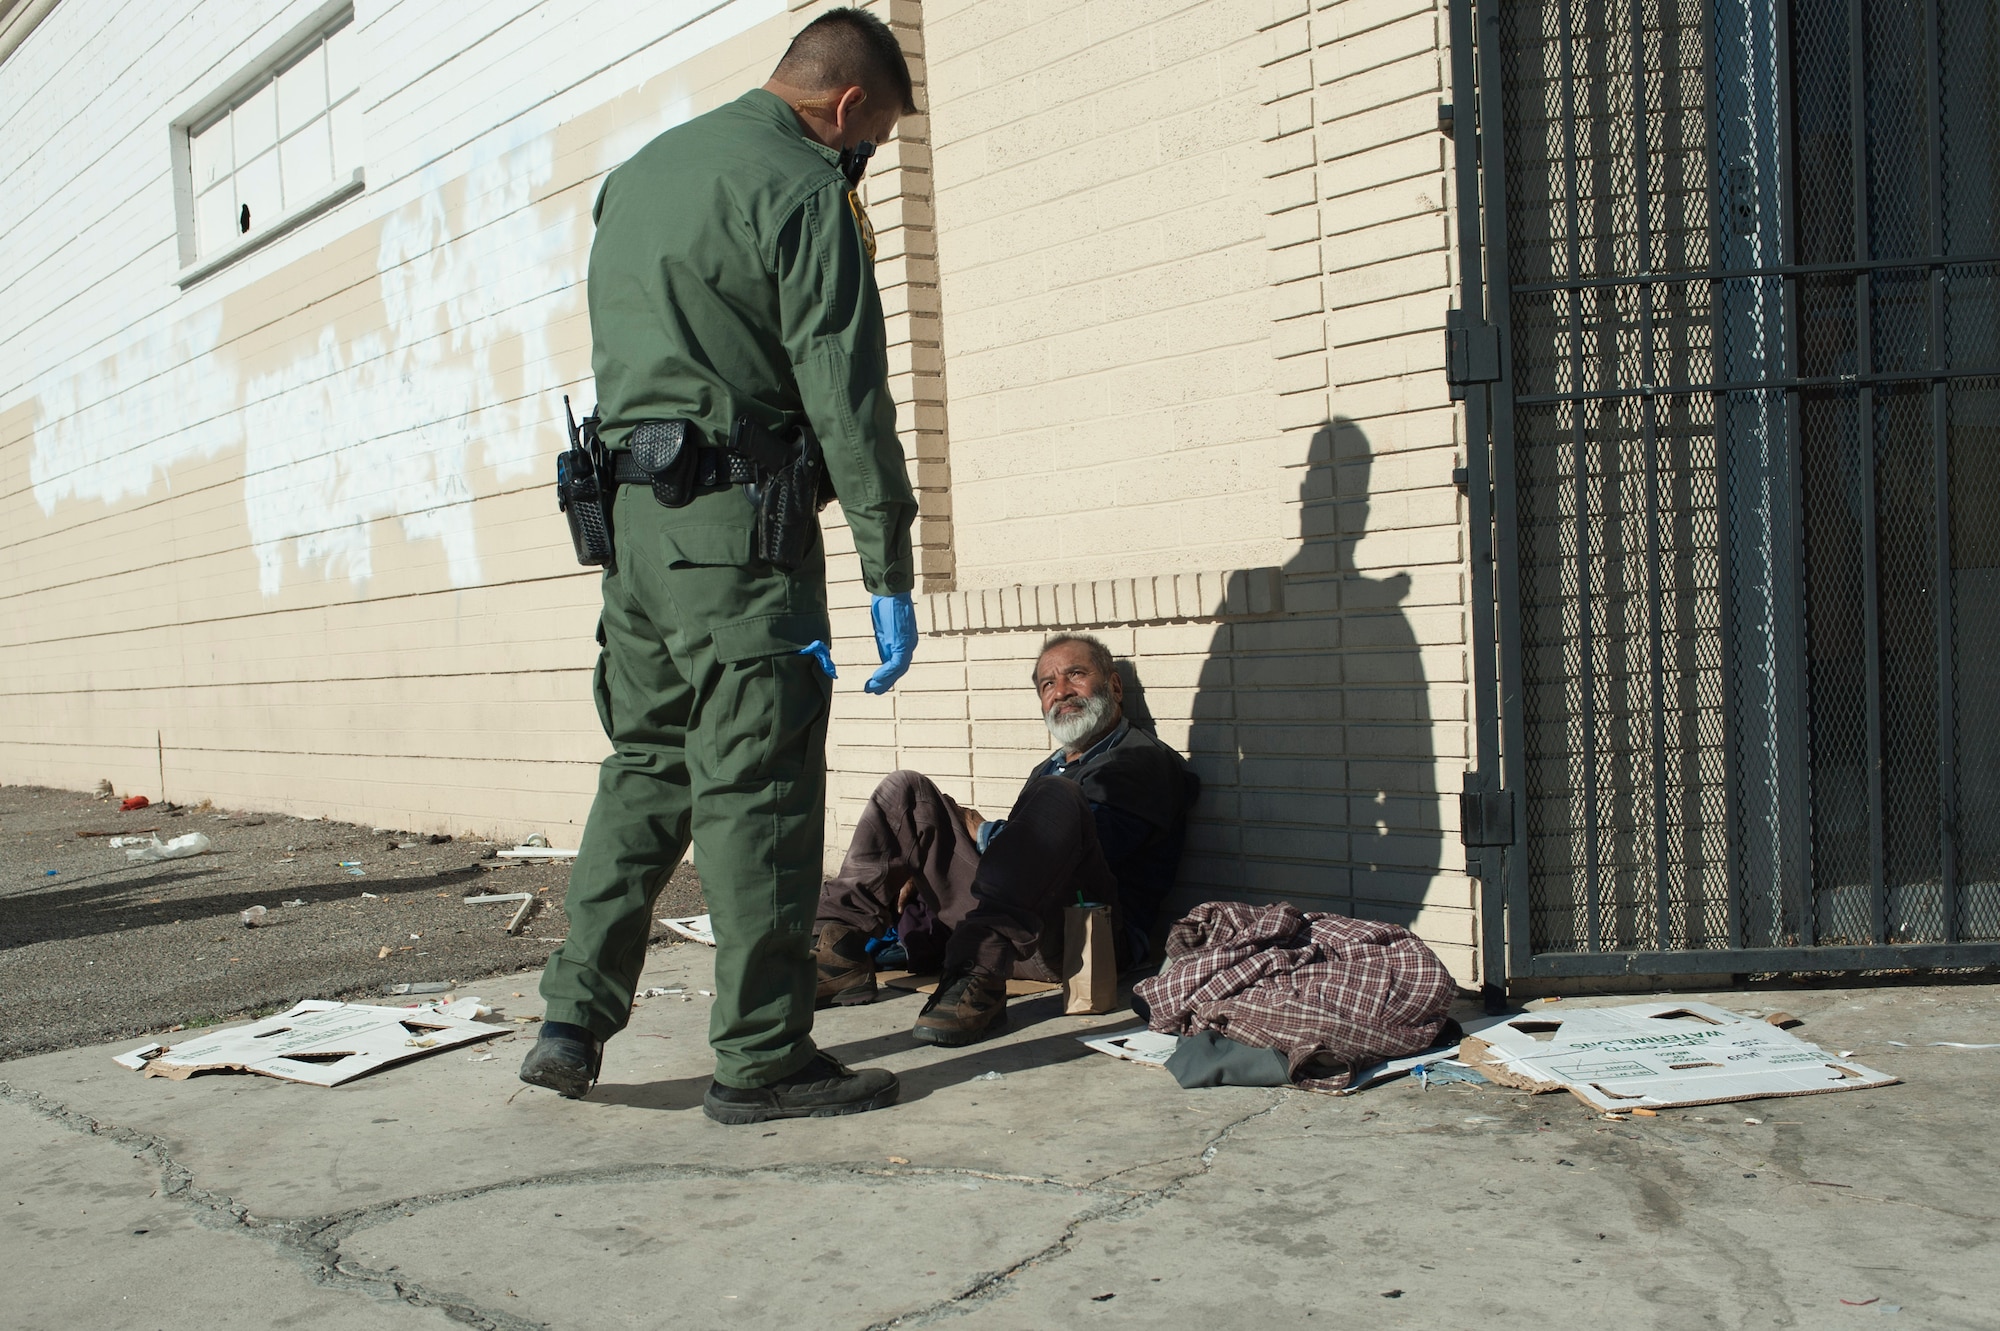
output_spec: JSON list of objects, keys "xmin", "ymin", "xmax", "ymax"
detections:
[
  {"xmin": 1033, "ymin": 634, "xmax": 1118, "ymax": 684},
  {"xmin": 774, "ymin": 8, "xmax": 917, "ymax": 116}
]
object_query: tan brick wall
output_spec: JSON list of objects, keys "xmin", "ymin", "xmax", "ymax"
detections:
[{"xmin": 821, "ymin": 0, "xmax": 1478, "ymax": 982}]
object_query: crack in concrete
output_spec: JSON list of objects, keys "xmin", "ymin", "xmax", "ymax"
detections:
[
  {"xmin": 1, "ymin": 1078, "xmax": 548, "ymax": 1331},
  {"xmin": 4, "ymin": 1075, "xmax": 1258, "ymax": 1331},
  {"xmin": 857, "ymin": 1091, "xmax": 1292, "ymax": 1330}
]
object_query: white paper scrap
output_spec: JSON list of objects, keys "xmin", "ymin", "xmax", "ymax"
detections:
[
  {"xmin": 659, "ymin": 914, "xmax": 716, "ymax": 946},
  {"xmin": 1080, "ymin": 1026, "xmax": 1180, "ymax": 1066}
]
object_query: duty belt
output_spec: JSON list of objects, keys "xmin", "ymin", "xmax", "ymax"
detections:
[{"xmin": 609, "ymin": 447, "xmax": 754, "ymax": 490}]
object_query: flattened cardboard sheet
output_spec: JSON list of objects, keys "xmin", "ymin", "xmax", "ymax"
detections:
[
  {"xmin": 114, "ymin": 999, "xmax": 500, "ymax": 1086},
  {"xmin": 1458, "ymin": 1001, "xmax": 1898, "ymax": 1111}
]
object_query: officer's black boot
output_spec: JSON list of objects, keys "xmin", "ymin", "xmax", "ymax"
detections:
[
  {"xmin": 518, "ymin": 1020, "xmax": 602, "ymax": 1099},
  {"xmin": 702, "ymin": 1053, "xmax": 900, "ymax": 1124}
]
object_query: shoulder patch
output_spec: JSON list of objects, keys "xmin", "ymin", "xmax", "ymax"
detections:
[{"xmin": 847, "ymin": 188, "xmax": 877, "ymax": 262}]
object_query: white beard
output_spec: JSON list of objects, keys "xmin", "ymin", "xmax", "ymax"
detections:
[{"xmin": 1045, "ymin": 692, "xmax": 1114, "ymax": 749}]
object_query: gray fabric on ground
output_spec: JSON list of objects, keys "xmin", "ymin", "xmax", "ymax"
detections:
[{"xmin": 1163, "ymin": 1030, "xmax": 1291, "ymax": 1088}]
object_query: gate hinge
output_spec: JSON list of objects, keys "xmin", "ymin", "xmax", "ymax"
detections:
[
  {"xmin": 1445, "ymin": 310, "xmax": 1503, "ymax": 401},
  {"xmin": 1459, "ymin": 772, "xmax": 1516, "ymax": 848}
]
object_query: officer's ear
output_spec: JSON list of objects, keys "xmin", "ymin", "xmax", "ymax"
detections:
[{"xmin": 831, "ymin": 85, "xmax": 869, "ymax": 138}]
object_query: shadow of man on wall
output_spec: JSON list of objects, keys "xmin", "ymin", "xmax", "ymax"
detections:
[{"xmin": 1180, "ymin": 417, "xmax": 1448, "ymax": 937}]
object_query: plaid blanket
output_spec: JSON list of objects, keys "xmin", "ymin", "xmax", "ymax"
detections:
[{"xmin": 1133, "ymin": 901, "xmax": 1455, "ymax": 1091}]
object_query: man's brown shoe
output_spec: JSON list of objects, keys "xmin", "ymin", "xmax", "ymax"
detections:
[
  {"xmin": 814, "ymin": 921, "xmax": 877, "ymax": 1008},
  {"xmin": 911, "ymin": 969, "xmax": 1008, "ymax": 1046}
]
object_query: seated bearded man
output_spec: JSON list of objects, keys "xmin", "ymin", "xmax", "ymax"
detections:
[{"xmin": 811, "ymin": 633, "xmax": 1201, "ymax": 1046}]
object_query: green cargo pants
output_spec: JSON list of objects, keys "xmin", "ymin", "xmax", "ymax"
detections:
[{"xmin": 539, "ymin": 483, "xmax": 833, "ymax": 1088}]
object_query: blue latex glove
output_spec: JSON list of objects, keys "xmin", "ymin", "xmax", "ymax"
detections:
[
  {"xmin": 864, "ymin": 592, "xmax": 918, "ymax": 694},
  {"xmin": 799, "ymin": 640, "xmax": 837, "ymax": 678}
]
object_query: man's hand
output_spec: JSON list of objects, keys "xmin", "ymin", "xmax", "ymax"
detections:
[{"xmin": 959, "ymin": 805, "xmax": 986, "ymax": 843}]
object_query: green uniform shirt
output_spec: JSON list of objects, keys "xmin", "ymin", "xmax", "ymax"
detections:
[{"xmin": 588, "ymin": 88, "xmax": 917, "ymax": 596}]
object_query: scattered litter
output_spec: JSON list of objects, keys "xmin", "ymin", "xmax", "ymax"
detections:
[
  {"xmin": 659, "ymin": 914, "xmax": 716, "ymax": 946},
  {"xmin": 1764, "ymin": 1012, "xmax": 1803, "ymax": 1029},
  {"xmin": 1632, "ymin": 1107, "xmax": 1659, "ymax": 1117},
  {"xmin": 377, "ymin": 947, "xmax": 391, "ymax": 959},
  {"xmin": 639, "ymin": 987, "xmax": 685, "ymax": 998},
  {"xmin": 1091, "ymin": 1293, "xmax": 1116, "ymax": 1303},
  {"xmin": 497, "ymin": 846, "xmax": 578, "ymax": 860},
  {"xmin": 1841, "ymin": 1297, "xmax": 1880, "ymax": 1307},
  {"xmin": 977, "ymin": 1071, "xmax": 1004, "ymax": 1081},
  {"xmin": 410, "ymin": 933, "xmax": 421, "ymax": 940},
  {"xmin": 523, "ymin": 833, "xmax": 550, "ymax": 847},
  {"xmin": 119, "ymin": 833, "xmax": 212, "ymax": 863},
  {"xmin": 1078, "ymin": 1015, "xmax": 1513, "ymax": 1095},
  {"xmin": 887, "ymin": 1156, "xmax": 910, "ymax": 1164},
  {"xmin": 697, "ymin": 989, "xmax": 714, "ymax": 997},
  {"xmin": 121, "ymin": 795, "xmax": 151, "ymax": 811},
  {"xmin": 383, "ymin": 982, "xmax": 454, "ymax": 995},
  {"xmin": 471, "ymin": 1053, "xmax": 496, "ymax": 1062},
  {"xmin": 506, "ymin": 897, "xmax": 537, "ymax": 933},
  {"xmin": 1462, "ymin": 1115, "xmax": 1500, "ymax": 1123},
  {"xmin": 1743, "ymin": 1117, "xmax": 1763, "ymax": 1125},
  {"xmin": 112, "ymin": 999, "xmax": 499, "ymax": 1085},
  {"xmin": 1458, "ymin": 1001, "xmax": 1898, "ymax": 1112},
  {"xmin": 240, "ymin": 906, "xmax": 267, "ymax": 928},
  {"xmin": 95, "ymin": 779, "xmax": 114, "ymax": 798},
  {"xmin": 282, "ymin": 899, "xmax": 305, "ymax": 908},
  {"xmin": 43, "ymin": 870, "xmax": 58, "ymax": 877},
  {"xmin": 466, "ymin": 892, "xmax": 532, "ymax": 905},
  {"xmin": 1381, "ymin": 1290, "xmax": 1403, "ymax": 1299},
  {"xmin": 1888, "ymin": 1040, "xmax": 2000, "ymax": 1050},
  {"xmin": 360, "ymin": 891, "xmax": 379, "ymax": 899}
]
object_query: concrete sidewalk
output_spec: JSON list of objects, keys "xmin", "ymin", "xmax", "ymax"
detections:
[{"xmin": 3, "ymin": 944, "xmax": 1996, "ymax": 1330}]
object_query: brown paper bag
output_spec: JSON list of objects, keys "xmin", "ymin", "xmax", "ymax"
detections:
[{"xmin": 1063, "ymin": 903, "xmax": 1117, "ymax": 1015}]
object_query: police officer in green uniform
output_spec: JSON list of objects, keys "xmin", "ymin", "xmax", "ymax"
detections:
[{"xmin": 520, "ymin": 9, "xmax": 920, "ymax": 1123}]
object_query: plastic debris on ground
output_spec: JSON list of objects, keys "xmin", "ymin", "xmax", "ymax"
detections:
[
  {"xmin": 112, "ymin": 997, "xmax": 501, "ymax": 1086},
  {"xmin": 499, "ymin": 838, "xmax": 576, "ymax": 860},
  {"xmin": 114, "ymin": 832, "xmax": 212, "ymax": 863},
  {"xmin": 120, "ymin": 795, "xmax": 150, "ymax": 811},
  {"xmin": 1458, "ymin": 1000, "xmax": 1898, "ymax": 1112},
  {"xmin": 659, "ymin": 914, "xmax": 716, "ymax": 946},
  {"xmin": 239, "ymin": 905, "xmax": 267, "ymax": 927},
  {"xmin": 1887, "ymin": 1040, "xmax": 2000, "ymax": 1050}
]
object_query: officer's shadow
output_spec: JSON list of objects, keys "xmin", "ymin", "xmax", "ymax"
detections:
[{"xmin": 587, "ymin": 990, "xmax": 1101, "ymax": 1111}]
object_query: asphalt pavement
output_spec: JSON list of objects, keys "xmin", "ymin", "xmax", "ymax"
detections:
[{"xmin": 0, "ymin": 784, "xmax": 704, "ymax": 1060}]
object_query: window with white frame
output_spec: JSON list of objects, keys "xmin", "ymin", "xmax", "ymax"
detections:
[{"xmin": 185, "ymin": 15, "xmax": 360, "ymax": 265}]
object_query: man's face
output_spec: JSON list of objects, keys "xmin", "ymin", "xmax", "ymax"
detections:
[{"xmin": 1034, "ymin": 643, "xmax": 1123, "ymax": 748}]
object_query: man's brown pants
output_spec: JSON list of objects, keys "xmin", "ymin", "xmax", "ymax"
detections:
[{"xmin": 817, "ymin": 770, "xmax": 1117, "ymax": 979}]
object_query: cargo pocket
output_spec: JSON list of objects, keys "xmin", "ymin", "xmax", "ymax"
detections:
[{"xmin": 703, "ymin": 612, "xmax": 832, "ymax": 785}]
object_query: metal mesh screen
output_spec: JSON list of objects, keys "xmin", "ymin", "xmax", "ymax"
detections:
[{"xmin": 1489, "ymin": 0, "xmax": 2000, "ymax": 962}]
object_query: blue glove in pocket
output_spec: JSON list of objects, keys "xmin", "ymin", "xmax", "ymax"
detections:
[{"xmin": 798, "ymin": 640, "xmax": 837, "ymax": 679}]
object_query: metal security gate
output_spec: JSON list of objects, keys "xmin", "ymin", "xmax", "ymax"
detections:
[{"xmin": 1449, "ymin": 0, "xmax": 2000, "ymax": 984}]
